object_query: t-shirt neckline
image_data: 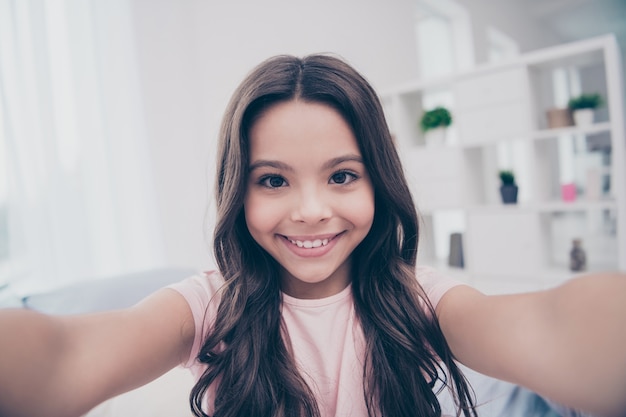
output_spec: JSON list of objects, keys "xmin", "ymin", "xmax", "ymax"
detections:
[{"xmin": 281, "ymin": 283, "xmax": 352, "ymax": 308}]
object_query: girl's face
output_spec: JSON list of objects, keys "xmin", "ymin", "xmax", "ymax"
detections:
[{"xmin": 244, "ymin": 100, "xmax": 375, "ymax": 299}]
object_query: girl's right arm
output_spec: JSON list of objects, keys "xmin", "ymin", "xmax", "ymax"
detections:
[
  {"xmin": 0, "ymin": 287, "xmax": 195, "ymax": 417},
  {"xmin": 436, "ymin": 272, "xmax": 626, "ymax": 417}
]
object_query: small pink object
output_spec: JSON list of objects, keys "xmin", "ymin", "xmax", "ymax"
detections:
[{"xmin": 561, "ymin": 183, "xmax": 577, "ymax": 202}]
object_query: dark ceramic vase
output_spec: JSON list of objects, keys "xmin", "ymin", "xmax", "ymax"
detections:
[{"xmin": 500, "ymin": 185, "xmax": 518, "ymax": 204}]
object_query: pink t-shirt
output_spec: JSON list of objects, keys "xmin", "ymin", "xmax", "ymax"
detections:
[{"xmin": 168, "ymin": 266, "xmax": 461, "ymax": 417}]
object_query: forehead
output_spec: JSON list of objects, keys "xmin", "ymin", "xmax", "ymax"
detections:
[{"xmin": 248, "ymin": 100, "xmax": 360, "ymax": 163}]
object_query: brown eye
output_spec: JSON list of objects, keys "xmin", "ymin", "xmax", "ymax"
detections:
[
  {"xmin": 260, "ymin": 175, "xmax": 287, "ymax": 188},
  {"xmin": 330, "ymin": 171, "xmax": 358, "ymax": 185}
]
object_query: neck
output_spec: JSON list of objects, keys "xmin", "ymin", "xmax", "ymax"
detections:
[{"xmin": 280, "ymin": 261, "xmax": 352, "ymax": 299}]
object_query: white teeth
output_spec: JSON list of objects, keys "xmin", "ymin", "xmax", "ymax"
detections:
[{"xmin": 289, "ymin": 238, "xmax": 330, "ymax": 248}]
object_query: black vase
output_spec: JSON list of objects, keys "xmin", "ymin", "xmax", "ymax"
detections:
[{"xmin": 500, "ymin": 185, "xmax": 518, "ymax": 204}]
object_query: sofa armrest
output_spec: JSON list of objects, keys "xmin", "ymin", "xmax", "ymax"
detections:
[{"xmin": 22, "ymin": 267, "xmax": 196, "ymax": 314}]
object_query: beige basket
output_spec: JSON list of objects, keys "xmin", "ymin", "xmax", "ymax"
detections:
[{"xmin": 546, "ymin": 107, "xmax": 574, "ymax": 128}]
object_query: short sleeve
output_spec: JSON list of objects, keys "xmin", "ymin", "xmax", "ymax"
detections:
[
  {"xmin": 416, "ymin": 266, "xmax": 464, "ymax": 309},
  {"xmin": 167, "ymin": 271, "xmax": 224, "ymax": 369}
]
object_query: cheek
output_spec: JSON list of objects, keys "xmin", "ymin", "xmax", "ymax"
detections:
[
  {"xmin": 362, "ymin": 199, "xmax": 376, "ymax": 229},
  {"xmin": 344, "ymin": 188, "xmax": 375, "ymax": 229},
  {"xmin": 244, "ymin": 194, "xmax": 281, "ymax": 234}
]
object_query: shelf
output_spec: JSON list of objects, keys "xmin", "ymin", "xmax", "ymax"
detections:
[
  {"xmin": 465, "ymin": 199, "xmax": 617, "ymax": 214},
  {"xmin": 418, "ymin": 258, "xmax": 595, "ymax": 293},
  {"xmin": 524, "ymin": 36, "xmax": 613, "ymax": 69},
  {"xmin": 407, "ymin": 122, "xmax": 612, "ymax": 151},
  {"xmin": 386, "ymin": 36, "xmax": 617, "ymax": 98},
  {"xmin": 530, "ymin": 122, "xmax": 612, "ymax": 141},
  {"xmin": 528, "ymin": 199, "xmax": 617, "ymax": 212},
  {"xmin": 386, "ymin": 35, "xmax": 626, "ymax": 277},
  {"xmin": 419, "ymin": 255, "xmax": 618, "ymax": 288}
]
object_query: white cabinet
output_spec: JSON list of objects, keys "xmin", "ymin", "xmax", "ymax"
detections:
[
  {"xmin": 382, "ymin": 35, "xmax": 626, "ymax": 291},
  {"xmin": 454, "ymin": 67, "xmax": 532, "ymax": 145},
  {"xmin": 455, "ymin": 101, "xmax": 530, "ymax": 145},
  {"xmin": 403, "ymin": 147, "xmax": 477, "ymax": 211},
  {"xmin": 454, "ymin": 67, "xmax": 528, "ymax": 108},
  {"xmin": 465, "ymin": 209, "xmax": 548, "ymax": 277}
]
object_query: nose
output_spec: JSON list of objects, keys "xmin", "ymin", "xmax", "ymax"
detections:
[{"xmin": 290, "ymin": 185, "xmax": 332, "ymax": 224}]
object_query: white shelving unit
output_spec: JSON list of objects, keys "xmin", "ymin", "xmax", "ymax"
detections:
[{"xmin": 381, "ymin": 35, "xmax": 625, "ymax": 292}]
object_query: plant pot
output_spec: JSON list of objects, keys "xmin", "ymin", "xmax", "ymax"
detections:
[
  {"xmin": 424, "ymin": 127, "xmax": 446, "ymax": 147},
  {"xmin": 573, "ymin": 108, "xmax": 594, "ymax": 127},
  {"xmin": 546, "ymin": 107, "xmax": 573, "ymax": 128},
  {"xmin": 500, "ymin": 184, "xmax": 518, "ymax": 204}
]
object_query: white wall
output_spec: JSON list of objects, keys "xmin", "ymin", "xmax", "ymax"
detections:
[
  {"xmin": 129, "ymin": 0, "xmax": 210, "ymax": 272},
  {"xmin": 125, "ymin": 0, "xmax": 584, "ymax": 272},
  {"xmin": 462, "ymin": 0, "xmax": 561, "ymax": 64},
  {"xmin": 128, "ymin": 0, "xmax": 421, "ymax": 270}
]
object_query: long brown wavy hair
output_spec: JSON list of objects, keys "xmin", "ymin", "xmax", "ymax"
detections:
[{"xmin": 190, "ymin": 54, "xmax": 477, "ymax": 417}]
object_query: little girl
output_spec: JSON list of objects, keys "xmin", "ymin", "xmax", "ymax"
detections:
[{"xmin": 1, "ymin": 54, "xmax": 625, "ymax": 417}]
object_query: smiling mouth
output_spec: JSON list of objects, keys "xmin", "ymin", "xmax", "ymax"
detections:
[
  {"xmin": 289, "ymin": 238, "xmax": 329, "ymax": 248},
  {"xmin": 281, "ymin": 233, "xmax": 342, "ymax": 249}
]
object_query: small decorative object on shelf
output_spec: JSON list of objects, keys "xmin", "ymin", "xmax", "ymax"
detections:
[
  {"xmin": 420, "ymin": 106, "xmax": 452, "ymax": 146},
  {"xmin": 568, "ymin": 93, "xmax": 603, "ymax": 127},
  {"xmin": 448, "ymin": 232, "xmax": 464, "ymax": 268},
  {"xmin": 546, "ymin": 107, "xmax": 574, "ymax": 128},
  {"xmin": 569, "ymin": 238, "xmax": 587, "ymax": 272},
  {"xmin": 561, "ymin": 182, "xmax": 577, "ymax": 202},
  {"xmin": 498, "ymin": 170, "xmax": 518, "ymax": 204}
]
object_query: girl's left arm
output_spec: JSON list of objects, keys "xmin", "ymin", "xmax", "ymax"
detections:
[{"xmin": 436, "ymin": 272, "xmax": 626, "ymax": 417}]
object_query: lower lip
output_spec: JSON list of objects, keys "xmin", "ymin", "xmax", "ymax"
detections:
[{"xmin": 280, "ymin": 234, "xmax": 341, "ymax": 258}]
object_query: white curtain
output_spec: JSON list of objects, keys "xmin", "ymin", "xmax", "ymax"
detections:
[{"xmin": 0, "ymin": 0, "xmax": 165, "ymax": 294}]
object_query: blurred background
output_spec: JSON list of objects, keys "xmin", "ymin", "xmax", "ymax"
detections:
[{"xmin": 1, "ymin": 0, "xmax": 625, "ymax": 295}]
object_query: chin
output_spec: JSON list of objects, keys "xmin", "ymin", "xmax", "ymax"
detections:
[{"xmin": 288, "ymin": 271, "xmax": 333, "ymax": 285}]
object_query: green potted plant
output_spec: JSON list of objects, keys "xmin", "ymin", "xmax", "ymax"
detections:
[
  {"xmin": 420, "ymin": 106, "xmax": 452, "ymax": 146},
  {"xmin": 567, "ymin": 93, "xmax": 603, "ymax": 127},
  {"xmin": 499, "ymin": 170, "xmax": 518, "ymax": 204}
]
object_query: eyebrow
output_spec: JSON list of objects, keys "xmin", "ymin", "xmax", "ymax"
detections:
[
  {"xmin": 322, "ymin": 154, "xmax": 364, "ymax": 170},
  {"xmin": 248, "ymin": 154, "xmax": 364, "ymax": 172},
  {"xmin": 248, "ymin": 160, "xmax": 293, "ymax": 173}
]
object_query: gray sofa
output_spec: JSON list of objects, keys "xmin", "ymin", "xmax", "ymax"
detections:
[{"xmin": 21, "ymin": 267, "xmax": 196, "ymax": 314}]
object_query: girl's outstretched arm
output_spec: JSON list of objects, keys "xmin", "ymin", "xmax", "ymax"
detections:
[
  {"xmin": 436, "ymin": 272, "xmax": 626, "ymax": 417},
  {"xmin": 0, "ymin": 288, "xmax": 195, "ymax": 417}
]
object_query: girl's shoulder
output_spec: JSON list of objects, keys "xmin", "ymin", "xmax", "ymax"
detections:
[
  {"xmin": 415, "ymin": 266, "xmax": 465, "ymax": 309},
  {"xmin": 167, "ymin": 270, "xmax": 224, "ymax": 368},
  {"xmin": 167, "ymin": 270, "xmax": 225, "ymax": 304}
]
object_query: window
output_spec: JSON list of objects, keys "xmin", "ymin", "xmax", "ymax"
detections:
[
  {"xmin": 414, "ymin": 0, "xmax": 475, "ymax": 78},
  {"xmin": 0, "ymin": 122, "xmax": 8, "ymax": 266},
  {"xmin": 0, "ymin": 0, "xmax": 164, "ymax": 293}
]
